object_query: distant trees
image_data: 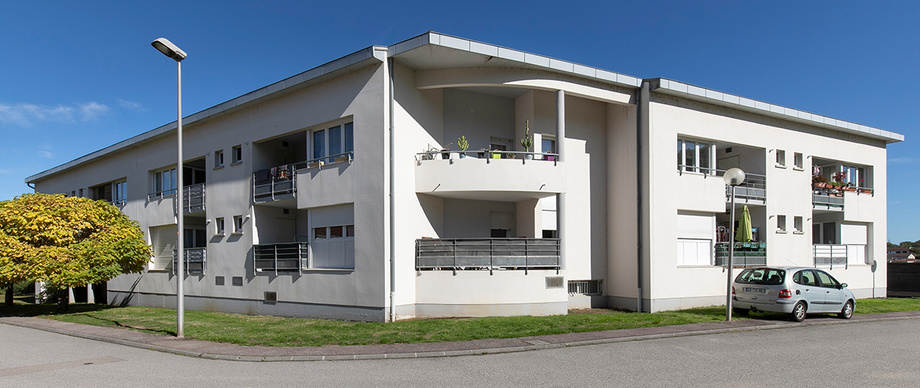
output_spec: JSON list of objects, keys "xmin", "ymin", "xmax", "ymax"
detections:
[
  {"xmin": 889, "ymin": 240, "xmax": 920, "ymax": 258},
  {"xmin": 0, "ymin": 193, "xmax": 151, "ymax": 308}
]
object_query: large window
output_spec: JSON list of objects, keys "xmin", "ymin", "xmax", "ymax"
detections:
[
  {"xmin": 677, "ymin": 139, "xmax": 714, "ymax": 174},
  {"xmin": 113, "ymin": 181, "xmax": 127, "ymax": 205},
  {"xmin": 842, "ymin": 165, "xmax": 868, "ymax": 188},
  {"xmin": 153, "ymin": 168, "xmax": 177, "ymax": 197},
  {"xmin": 311, "ymin": 224, "xmax": 355, "ymax": 269},
  {"xmin": 312, "ymin": 122, "xmax": 354, "ymax": 163}
]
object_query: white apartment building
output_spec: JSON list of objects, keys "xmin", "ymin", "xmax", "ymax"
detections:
[{"xmin": 26, "ymin": 32, "xmax": 903, "ymax": 321}]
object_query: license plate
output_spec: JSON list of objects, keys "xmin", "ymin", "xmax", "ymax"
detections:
[{"xmin": 744, "ymin": 287, "xmax": 766, "ymax": 294}]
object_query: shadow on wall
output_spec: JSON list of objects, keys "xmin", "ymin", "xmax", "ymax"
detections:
[{"xmin": 111, "ymin": 274, "xmax": 145, "ymax": 307}]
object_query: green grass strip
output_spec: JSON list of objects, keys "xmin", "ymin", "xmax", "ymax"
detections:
[{"xmin": 2, "ymin": 297, "xmax": 917, "ymax": 347}]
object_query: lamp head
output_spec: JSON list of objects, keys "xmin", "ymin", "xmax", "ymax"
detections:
[
  {"xmin": 151, "ymin": 38, "xmax": 187, "ymax": 61},
  {"xmin": 723, "ymin": 168, "xmax": 746, "ymax": 186}
]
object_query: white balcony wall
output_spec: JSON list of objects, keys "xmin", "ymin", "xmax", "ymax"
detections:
[
  {"xmin": 415, "ymin": 270, "xmax": 567, "ymax": 317},
  {"xmin": 295, "ymin": 162, "xmax": 356, "ymax": 209}
]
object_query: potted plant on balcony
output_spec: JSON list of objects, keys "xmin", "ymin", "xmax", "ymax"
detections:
[
  {"xmin": 812, "ymin": 175, "xmax": 828, "ymax": 189},
  {"xmin": 457, "ymin": 136, "xmax": 469, "ymax": 159},
  {"xmin": 520, "ymin": 120, "xmax": 534, "ymax": 160}
]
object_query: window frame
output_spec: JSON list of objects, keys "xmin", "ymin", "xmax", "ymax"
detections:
[
  {"xmin": 310, "ymin": 121, "xmax": 354, "ymax": 163},
  {"xmin": 793, "ymin": 152, "xmax": 804, "ymax": 170},
  {"xmin": 775, "ymin": 149, "xmax": 786, "ymax": 168},
  {"xmin": 214, "ymin": 149, "xmax": 225, "ymax": 169},
  {"xmin": 677, "ymin": 138, "xmax": 715, "ymax": 174},
  {"xmin": 232, "ymin": 215, "xmax": 244, "ymax": 235},
  {"xmin": 215, "ymin": 217, "xmax": 225, "ymax": 236},
  {"xmin": 151, "ymin": 167, "xmax": 177, "ymax": 198},
  {"xmin": 231, "ymin": 145, "xmax": 242, "ymax": 165},
  {"xmin": 793, "ymin": 216, "xmax": 804, "ymax": 234},
  {"xmin": 776, "ymin": 215, "xmax": 787, "ymax": 233}
]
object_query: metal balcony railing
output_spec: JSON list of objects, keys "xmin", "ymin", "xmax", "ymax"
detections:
[
  {"xmin": 253, "ymin": 242, "xmax": 308, "ymax": 275},
  {"xmin": 172, "ymin": 247, "xmax": 206, "ymax": 276},
  {"xmin": 182, "ymin": 183, "xmax": 206, "ymax": 213},
  {"xmin": 415, "ymin": 238, "xmax": 560, "ymax": 274},
  {"xmin": 715, "ymin": 242, "xmax": 767, "ymax": 267},
  {"xmin": 677, "ymin": 166, "xmax": 767, "ymax": 203},
  {"xmin": 416, "ymin": 150, "xmax": 559, "ymax": 165},
  {"xmin": 813, "ymin": 193, "xmax": 844, "ymax": 208},
  {"xmin": 813, "ymin": 244, "xmax": 866, "ymax": 269}
]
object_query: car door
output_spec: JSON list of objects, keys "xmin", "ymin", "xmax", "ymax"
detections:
[
  {"xmin": 794, "ymin": 270, "xmax": 827, "ymax": 312},
  {"xmin": 815, "ymin": 270, "xmax": 847, "ymax": 312}
]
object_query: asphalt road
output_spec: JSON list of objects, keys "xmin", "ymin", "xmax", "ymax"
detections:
[{"xmin": 2, "ymin": 318, "xmax": 918, "ymax": 387}]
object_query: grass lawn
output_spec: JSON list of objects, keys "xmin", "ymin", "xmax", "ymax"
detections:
[{"xmin": 1, "ymin": 297, "xmax": 917, "ymax": 347}]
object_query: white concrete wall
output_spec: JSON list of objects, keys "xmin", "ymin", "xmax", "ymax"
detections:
[{"xmin": 34, "ymin": 60, "xmax": 390, "ymax": 321}]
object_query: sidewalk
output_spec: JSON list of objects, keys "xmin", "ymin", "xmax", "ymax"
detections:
[{"xmin": 2, "ymin": 311, "xmax": 919, "ymax": 362}]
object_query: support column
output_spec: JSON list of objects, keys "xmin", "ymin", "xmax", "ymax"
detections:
[{"xmin": 556, "ymin": 90, "xmax": 566, "ymax": 269}]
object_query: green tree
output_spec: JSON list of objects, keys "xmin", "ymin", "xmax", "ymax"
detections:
[{"xmin": 0, "ymin": 193, "xmax": 151, "ymax": 309}]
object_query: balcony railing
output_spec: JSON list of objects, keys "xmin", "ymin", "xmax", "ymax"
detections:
[
  {"xmin": 416, "ymin": 150, "xmax": 559, "ymax": 165},
  {"xmin": 182, "ymin": 183, "xmax": 206, "ymax": 213},
  {"xmin": 813, "ymin": 192, "xmax": 844, "ymax": 209},
  {"xmin": 678, "ymin": 166, "xmax": 767, "ymax": 203},
  {"xmin": 416, "ymin": 238, "xmax": 560, "ymax": 274},
  {"xmin": 172, "ymin": 247, "xmax": 206, "ymax": 276},
  {"xmin": 814, "ymin": 244, "xmax": 866, "ymax": 269},
  {"xmin": 253, "ymin": 152, "xmax": 354, "ymax": 203},
  {"xmin": 254, "ymin": 242, "xmax": 308, "ymax": 275},
  {"xmin": 715, "ymin": 242, "xmax": 767, "ymax": 267}
]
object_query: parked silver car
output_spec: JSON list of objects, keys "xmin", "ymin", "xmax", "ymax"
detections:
[{"xmin": 732, "ymin": 267, "xmax": 855, "ymax": 322}]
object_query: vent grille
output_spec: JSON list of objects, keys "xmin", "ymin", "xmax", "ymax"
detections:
[{"xmin": 568, "ymin": 280, "xmax": 602, "ymax": 295}]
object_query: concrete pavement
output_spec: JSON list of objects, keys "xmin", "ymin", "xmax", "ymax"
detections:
[{"xmin": 2, "ymin": 311, "xmax": 918, "ymax": 362}]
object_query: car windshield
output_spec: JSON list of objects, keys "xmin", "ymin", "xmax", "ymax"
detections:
[{"xmin": 735, "ymin": 268, "xmax": 785, "ymax": 285}]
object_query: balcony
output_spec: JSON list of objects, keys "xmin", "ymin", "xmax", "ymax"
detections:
[
  {"xmin": 715, "ymin": 242, "xmax": 767, "ymax": 267},
  {"xmin": 172, "ymin": 248, "xmax": 206, "ymax": 276},
  {"xmin": 253, "ymin": 152, "xmax": 354, "ymax": 204},
  {"xmin": 813, "ymin": 244, "xmax": 866, "ymax": 269},
  {"xmin": 415, "ymin": 151, "xmax": 564, "ymax": 201},
  {"xmin": 253, "ymin": 242, "xmax": 308, "ymax": 275},
  {"xmin": 416, "ymin": 238, "xmax": 560, "ymax": 274}
]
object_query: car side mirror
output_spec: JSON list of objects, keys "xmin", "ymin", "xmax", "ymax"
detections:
[{"xmin": 840, "ymin": 283, "xmax": 848, "ymax": 289}]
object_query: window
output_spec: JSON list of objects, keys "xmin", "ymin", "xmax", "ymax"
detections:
[
  {"xmin": 78, "ymin": 188, "xmax": 84, "ymax": 197},
  {"xmin": 775, "ymin": 149, "xmax": 786, "ymax": 168},
  {"xmin": 793, "ymin": 152, "xmax": 803, "ymax": 170},
  {"xmin": 215, "ymin": 217, "xmax": 225, "ymax": 236},
  {"xmin": 113, "ymin": 180, "xmax": 127, "ymax": 206},
  {"xmin": 677, "ymin": 239, "xmax": 713, "ymax": 266},
  {"xmin": 152, "ymin": 168, "xmax": 177, "ymax": 197},
  {"xmin": 793, "ymin": 216, "xmax": 803, "ymax": 234},
  {"xmin": 312, "ymin": 122, "xmax": 354, "ymax": 163},
  {"xmin": 776, "ymin": 215, "xmax": 787, "ymax": 233},
  {"xmin": 841, "ymin": 165, "xmax": 868, "ymax": 188},
  {"xmin": 214, "ymin": 149, "xmax": 224, "ymax": 168},
  {"xmin": 231, "ymin": 145, "xmax": 242, "ymax": 164},
  {"xmin": 677, "ymin": 139, "xmax": 714, "ymax": 174},
  {"xmin": 233, "ymin": 215, "xmax": 243, "ymax": 234},
  {"xmin": 310, "ymin": 224, "xmax": 355, "ymax": 269}
]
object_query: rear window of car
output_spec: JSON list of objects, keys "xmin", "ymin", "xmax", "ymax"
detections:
[{"xmin": 735, "ymin": 268, "xmax": 786, "ymax": 285}]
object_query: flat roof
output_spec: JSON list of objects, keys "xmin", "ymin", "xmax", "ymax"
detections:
[{"xmin": 26, "ymin": 31, "xmax": 904, "ymax": 183}]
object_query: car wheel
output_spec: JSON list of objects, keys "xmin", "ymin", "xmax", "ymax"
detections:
[
  {"xmin": 732, "ymin": 307, "xmax": 749, "ymax": 316},
  {"xmin": 838, "ymin": 301, "xmax": 854, "ymax": 319},
  {"xmin": 791, "ymin": 301, "xmax": 807, "ymax": 322}
]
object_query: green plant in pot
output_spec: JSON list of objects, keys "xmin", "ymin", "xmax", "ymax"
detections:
[
  {"xmin": 457, "ymin": 136, "xmax": 469, "ymax": 158},
  {"xmin": 521, "ymin": 120, "xmax": 533, "ymax": 160}
]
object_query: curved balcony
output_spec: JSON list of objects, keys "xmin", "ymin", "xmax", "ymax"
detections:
[{"xmin": 415, "ymin": 151, "xmax": 565, "ymax": 201}]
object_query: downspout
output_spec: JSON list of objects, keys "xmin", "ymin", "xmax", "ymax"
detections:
[
  {"xmin": 388, "ymin": 57, "xmax": 397, "ymax": 322},
  {"xmin": 636, "ymin": 81, "xmax": 649, "ymax": 313}
]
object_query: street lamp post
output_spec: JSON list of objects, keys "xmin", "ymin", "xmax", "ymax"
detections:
[
  {"xmin": 151, "ymin": 38, "xmax": 187, "ymax": 338},
  {"xmin": 723, "ymin": 168, "xmax": 745, "ymax": 322}
]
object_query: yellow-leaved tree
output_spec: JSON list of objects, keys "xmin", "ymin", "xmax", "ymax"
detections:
[{"xmin": 0, "ymin": 193, "xmax": 151, "ymax": 309}]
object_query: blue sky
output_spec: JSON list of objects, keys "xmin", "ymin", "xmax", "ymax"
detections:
[{"xmin": 1, "ymin": 1, "xmax": 916, "ymax": 242}]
